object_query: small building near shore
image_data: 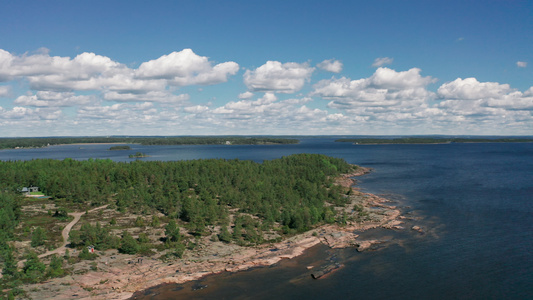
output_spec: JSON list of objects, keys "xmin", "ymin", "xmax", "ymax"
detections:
[{"xmin": 21, "ymin": 186, "xmax": 39, "ymax": 195}]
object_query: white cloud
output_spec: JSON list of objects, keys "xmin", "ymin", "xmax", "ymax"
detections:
[
  {"xmin": 312, "ymin": 67, "xmax": 435, "ymax": 109},
  {"xmin": 0, "ymin": 106, "xmax": 35, "ymax": 120},
  {"xmin": 103, "ymin": 91, "xmax": 189, "ymax": 104},
  {"xmin": 431, "ymin": 80, "xmax": 533, "ymax": 134},
  {"xmin": 243, "ymin": 61, "xmax": 315, "ymax": 93},
  {"xmin": 14, "ymin": 91, "xmax": 96, "ymax": 107},
  {"xmin": 238, "ymin": 91, "xmax": 254, "ymax": 99},
  {"xmin": 184, "ymin": 105, "xmax": 209, "ymax": 114},
  {"xmin": 0, "ymin": 47, "xmax": 531, "ymax": 136},
  {"xmin": 0, "ymin": 106, "xmax": 62, "ymax": 120},
  {"xmin": 0, "ymin": 50, "xmax": 122, "ymax": 85},
  {"xmin": 517, "ymin": 61, "xmax": 527, "ymax": 68},
  {"xmin": 372, "ymin": 57, "xmax": 393, "ymax": 67},
  {"xmin": 36, "ymin": 108, "xmax": 62, "ymax": 120},
  {"xmin": 311, "ymin": 68, "xmax": 533, "ymax": 134},
  {"xmin": 317, "ymin": 59, "xmax": 343, "ymax": 73},
  {"xmin": 0, "ymin": 48, "xmax": 239, "ymax": 97},
  {"xmin": 370, "ymin": 67, "xmax": 435, "ymax": 89},
  {"xmin": 437, "ymin": 78, "xmax": 512, "ymax": 100},
  {"xmin": 311, "ymin": 67, "xmax": 454, "ymax": 132},
  {"xmin": 136, "ymin": 49, "xmax": 239, "ymax": 86},
  {"xmin": 438, "ymin": 82, "xmax": 533, "ymax": 111},
  {"xmin": 77, "ymin": 103, "xmax": 128, "ymax": 120},
  {"xmin": 213, "ymin": 93, "xmax": 278, "ymax": 116},
  {"xmin": 201, "ymin": 93, "xmax": 344, "ymax": 133}
]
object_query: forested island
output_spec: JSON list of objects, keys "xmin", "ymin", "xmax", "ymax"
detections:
[
  {"xmin": 128, "ymin": 152, "xmax": 149, "ymax": 158},
  {"xmin": 336, "ymin": 137, "xmax": 533, "ymax": 144},
  {"xmin": 0, "ymin": 154, "xmax": 406, "ymax": 299},
  {"xmin": 109, "ymin": 146, "xmax": 131, "ymax": 151},
  {"xmin": 0, "ymin": 136, "xmax": 299, "ymax": 150}
]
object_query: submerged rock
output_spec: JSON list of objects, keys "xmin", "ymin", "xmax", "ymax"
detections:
[
  {"xmin": 311, "ymin": 263, "xmax": 342, "ymax": 279},
  {"xmin": 411, "ymin": 225, "xmax": 424, "ymax": 233}
]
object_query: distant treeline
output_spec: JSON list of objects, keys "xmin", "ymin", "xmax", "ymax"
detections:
[
  {"xmin": 336, "ymin": 137, "xmax": 533, "ymax": 144},
  {"xmin": 0, "ymin": 137, "xmax": 299, "ymax": 149}
]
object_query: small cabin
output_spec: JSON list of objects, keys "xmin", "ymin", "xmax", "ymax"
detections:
[{"xmin": 21, "ymin": 186, "xmax": 39, "ymax": 195}]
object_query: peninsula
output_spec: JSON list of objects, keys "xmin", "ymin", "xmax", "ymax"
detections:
[{"xmin": 0, "ymin": 154, "xmax": 408, "ymax": 299}]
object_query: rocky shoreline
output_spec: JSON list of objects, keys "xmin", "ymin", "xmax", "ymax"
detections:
[{"xmin": 21, "ymin": 168, "xmax": 410, "ymax": 300}]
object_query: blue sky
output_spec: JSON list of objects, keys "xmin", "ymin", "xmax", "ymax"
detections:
[{"xmin": 0, "ymin": 0, "xmax": 532, "ymax": 136}]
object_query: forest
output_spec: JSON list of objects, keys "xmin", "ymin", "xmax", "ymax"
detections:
[
  {"xmin": 0, "ymin": 154, "xmax": 358, "ymax": 294},
  {"xmin": 335, "ymin": 137, "xmax": 533, "ymax": 144},
  {"xmin": 0, "ymin": 136, "xmax": 298, "ymax": 149}
]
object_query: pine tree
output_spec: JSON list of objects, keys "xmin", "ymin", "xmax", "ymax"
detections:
[
  {"xmin": 165, "ymin": 220, "xmax": 180, "ymax": 243},
  {"xmin": 48, "ymin": 254, "xmax": 65, "ymax": 278},
  {"xmin": 1, "ymin": 247, "xmax": 18, "ymax": 279},
  {"xmin": 22, "ymin": 251, "xmax": 46, "ymax": 283},
  {"xmin": 31, "ymin": 226, "xmax": 47, "ymax": 247}
]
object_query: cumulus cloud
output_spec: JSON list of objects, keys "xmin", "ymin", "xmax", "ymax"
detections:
[
  {"xmin": 311, "ymin": 67, "xmax": 533, "ymax": 134},
  {"xmin": 184, "ymin": 105, "xmax": 209, "ymax": 114},
  {"xmin": 14, "ymin": 91, "xmax": 96, "ymax": 107},
  {"xmin": 103, "ymin": 91, "xmax": 189, "ymax": 104},
  {"xmin": 0, "ymin": 106, "xmax": 35, "ymax": 120},
  {"xmin": 238, "ymin": 91, "xmax": 254, "ymax": 99},
  {"xmin": 1, "ymin": 47, "xmax": 531, "ymax": 136},
  {"xmin": 213, "ymin": 93, "xmax": 279, "ymax": 117},
  {"xmin": 438, "ymin": 78, "xmax": 533, "ymax": 112},
  {"xmin": 243, "ymin": 61, "xmax": 315, "ymax": 93},
  {"xmin": 0, "ymin": 48, "xmax": 239, "ymax": 95},
  {"xmin": 199, "ymin": 93, "xmax": 342, "ymax": 133},
  {"xmin": 136, "ymin": 49, "xmax": 239, "ymax": 86},
  {"xmin": 311, "ymin": 67, "xmax": 444, "ymax": 131},
  {"xmin": 312, "ymin": 67, "xmax": 435, "ymax": 108},
  {"xmin": 437, "ymin": 78, "xmax": 512, "ymax": 100},
  {"xmin": 517, "ymin": 61, "xmax": 527, "ymax": 68},
  {"xmin": 0, "ymin": 50, "xmax": 123, "ymax": 87},
  {"xmin": 77, "ymin": 103, "xmax": 129, "ymax": 120},
  {"xmin": 370, "ymin": 67, "xmax": 435, "ymax": 89},
  {"xmin": 0, "ymin": 106, "xmax": 62, "ymax": 120},
  {"xmin": 372, "ymin": 57, "xmax": 393, "ymax": 67},
  {"xmin": 317, "ymin": 59, "xmax": 343, "ymax": 73}
]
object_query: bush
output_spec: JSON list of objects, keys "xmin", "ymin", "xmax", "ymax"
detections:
[
  {"xmin": 47, "ymin": 255, "xmax": 65, "ymax": 278},
  {"xmin": 119, "ymin": 231, "xmax": 139, "ymax": 255},
  {"xmin": 22, "ymin": 251, "xmax": 46, "ymax": 283},
  {"xmin": 31, "ymin": 226, "xmax": 47, "ymax": 247},
  {"xmin": 78, "ymin": 247, "xmax": 97, "ymax": 260},
  {"xmin": 134, "ymin": 217, "xmax": 144, "ymax": 227}
]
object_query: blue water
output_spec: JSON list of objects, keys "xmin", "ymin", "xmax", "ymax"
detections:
[{"xmin": 2, "ymin": 139, "xmax": 532, "ymax": 299}]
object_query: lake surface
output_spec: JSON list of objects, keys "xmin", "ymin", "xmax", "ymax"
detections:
[{"xmin": 2, "ymin": 138, "xmax": 532, "ymax": 299}]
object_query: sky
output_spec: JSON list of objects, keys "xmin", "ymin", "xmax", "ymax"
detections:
[{"xmin": 0, "ymin": 0, "xmax": 532, "ymax": 137}]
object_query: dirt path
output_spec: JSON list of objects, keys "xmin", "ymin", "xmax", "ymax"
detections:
[{"xmin": 16, "ymin": 205, "xmax": 109, "ymax": 268}]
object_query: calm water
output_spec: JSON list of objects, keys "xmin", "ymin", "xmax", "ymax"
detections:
[{"xmin": 2, "ymin": 139, "xmax": 532, "ymax": 299}]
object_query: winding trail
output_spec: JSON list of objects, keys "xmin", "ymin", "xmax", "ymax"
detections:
[{"xmin": 16, "ymin": 205, "xmax": 109, "ymax": 268}]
